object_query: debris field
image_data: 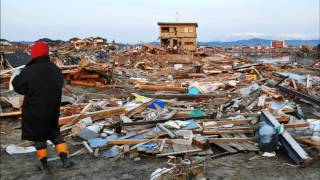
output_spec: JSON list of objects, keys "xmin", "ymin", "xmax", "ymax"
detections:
[{"xmin": 1, "ymin": 39, "xmax": 320, "ymax": 180}]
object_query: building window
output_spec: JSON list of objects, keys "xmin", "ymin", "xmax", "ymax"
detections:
[
  {"xmin": 184, "ymin": 27, "xmax": 189, "ymax": 33},
  {"xmin": 189, "ymin": 27, "xmax": 193, "ymax": 32},
  {"xmin": 185, "ymin": 42, "xmax": 194, "ymax": 46},
  {"xmin": 177, "ymin": 27, "xmax": 183, "ymax": 32},
  {"xmin": 161, "ymin": 27, "xmax": 169, "ymax": 33},
  {"xmin": 169, "ymin": 27, "xmax": 177, "ymax": 33}
]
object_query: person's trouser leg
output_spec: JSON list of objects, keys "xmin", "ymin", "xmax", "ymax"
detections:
[
  {"xmin": 51, "ymin": 135, "xmax": 74, "ymax": 168},
  {"xmin": 34, "ymin": 141, "xmax": 48, "ymax": 170}
]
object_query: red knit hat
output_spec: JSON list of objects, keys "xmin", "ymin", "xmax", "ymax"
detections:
[{"xmin": 31, "ymin": 40, "xmax": 49, "ymax": 60}]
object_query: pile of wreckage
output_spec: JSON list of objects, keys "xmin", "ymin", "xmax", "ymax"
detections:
[{"xmin": 1, "ymin": 43, "xmax": 320, "ymax": 179}]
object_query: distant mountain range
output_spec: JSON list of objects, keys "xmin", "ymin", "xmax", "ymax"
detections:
[
  {"xmin": 198, "ymin": 38, "xmax": 320, "ymax": 47},
  {"xmin": 3, "ymin": 38, "xmax": 319, "ymax": 47},
  {"xmin": 130, "ymin": 38, "xmax": 319, "ymax": 47}
]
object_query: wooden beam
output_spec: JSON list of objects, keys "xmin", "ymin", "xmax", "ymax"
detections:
[
  {"xmin": 0, "ymin": 111, "xmax": 21, "ymax": 117},
  {"xmin": 141, "ymin": 92, "xmax": 239, "ymax": 100},
  {"xmin": 202, "ymin": 116, "xmax": 290, "ymax": 127},
  {"xmin": 203, "ymin": 129, "xmax": 254, "ymax": 135},
  {"xmin": 70, "ymin": 80, "xmax": 97, "ymax": 87},
  {"xmin": 284, "ymin": 123, "xmax": 309, "ymax": 129},
  {"xmin": 59, "ymin": 107, "xmax": 126, "ymax": 125},
  {"xmin": 203, "ymin": 120, "xmax": 252, "ymax": 126},
  {"xmin": 260, "ymin": 110, "xmax": 312, "ymax": 166},
  {"xmin": 203, "ymin": 123, "xmax": 309, "ymax": 135},
  {"xmin": 79, "ymin": 74, "xmax": 100, "ymax": 79},
  {"xmin": 261, "ymin": 85, "xmax": 283, "ymax": 99},
  {"xmin": 279, "ymin": 86, "xmax": 320, "ymax": 105},
  {"xmin": 208, "ymin": 137, "xmax": 256, "ymax": 143},
  {"xmin": 214, "ymin": 143, "xmax": 238, "ymax": 153},
  {"xmin": 108, "ymin": 139, "xmax": 160, "ymax": 145},
  {"xmin": 156, "ymin": 148, "xmax": 202, "ymax": 157},
  {"xmin": 135, "ymin": 84, "xmax": 187, "ymax": 92},
  {"xmin": 125, "ymin": 99, "xmax": 155, "ymax": 118}
]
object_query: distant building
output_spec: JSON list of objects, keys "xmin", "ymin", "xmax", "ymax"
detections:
[
  {"xmin": 256, "ymin": 45, "xmax": 262, "ymax": 50},
  {"xmin": 73, "ymin": 39, "xmax": 87, "ymax": 50},
  {"xmin": 158, "ymin": 22, "xmax": 198, "ymax": 51},
  {"xmin": 271, "ymin": 39, "xmax": 285, "ymax": 48},
  {"xmin": 0, "ymin": 39, "xmax": 12, "ymax": 46},
  {"xmin": 93, "ymin": 37, "xmax": 107, "ymax": 46},
  {"xmin": 69, "ymin": 37, "xmax": 80, "ymax": 44}
]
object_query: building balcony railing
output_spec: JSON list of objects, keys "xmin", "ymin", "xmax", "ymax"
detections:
[{"xmin": 159, "ymin": 32, "xmax": 197, "ymax": 38}]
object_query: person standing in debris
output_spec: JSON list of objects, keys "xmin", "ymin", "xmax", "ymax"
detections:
[{"xmin": 12, "ymin": 40, "xmax": 74, "ymax": 170}]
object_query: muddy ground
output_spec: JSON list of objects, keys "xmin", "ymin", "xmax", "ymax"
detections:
[
  {"xmin": 1, "ymin": 115, "xmax": 319, "ymax": 180},
  {"xmin": 1, "ymin": 86, "xmax": 319, "ymax": 180}
]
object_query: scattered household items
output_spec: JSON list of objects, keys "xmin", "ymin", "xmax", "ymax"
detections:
[{"xmin": 1, "ymin": 39, "xmax": 319, "ymax": 176}]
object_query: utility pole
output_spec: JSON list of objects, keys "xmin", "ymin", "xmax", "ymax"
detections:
[{"xmin": 176, "ymin": 9, "xmax": 179, "ymax": 22}]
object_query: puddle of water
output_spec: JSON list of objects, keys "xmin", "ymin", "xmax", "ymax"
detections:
[
  {"xmin": 256, "ymin": 56, "xmax": 290, "ymax": 64},
  {"xmin": 278, "ymin": 72, "xmax": 306, "ymax": 82}
]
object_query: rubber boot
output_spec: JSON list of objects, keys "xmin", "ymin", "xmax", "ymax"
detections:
[
  {"xmin": 36, "ymin": 148, "xmax": 49, "ymax": 172},
  {"xmin": 38, "ymin": 157, "xmax": 49, "ymax": 171},
  {"xmin": 59, "ymin": 152, "xmax": 75, "ymax": 168}
]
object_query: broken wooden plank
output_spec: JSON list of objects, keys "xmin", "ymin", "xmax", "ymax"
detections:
[
  {"xmin": 158, "ymin": 139, "xmax": 166, "ymax": 152},
  {"xmin": 260, "ymin": 110, "xmax": 312, "ymax": 165},
  {"xmin": 70, "ymin": 79, "xmax": 97, "ymax": 87},
  {"xmin": 59, "ymin": 107, "xmax": 126, "ymax": 125},
  {"xmin": 108, "ymin": 139, "xmax": 159, "ymax": 145},
  {"xmin": 157, "ymin": 123, "xmax": 176, "ymax": 138},
  {"xmin": 83, "ymin": 141, "xmax": 94, "ymax": 154},
  {"xmin": 141, "ymin": 92, "xmax": 239, "ymax": 100},
  {"xmin": 238, "ymin": 134, "xmax": 259, "ymax": 151},
  {"xmin": 125, "ymin": 99, "xmax": 155, "ymax": 118},
  {"xmin": 278, "ymin": 86, "xmax": 320, "ymax": 105},
  {"xmin": 257, "ymin": 95, "xmax": 266, "ymax": 108},
  {"xmin": 284, "ymin": 123, "xmax": 309, "ymax": 129},
  {"xmin": 232, "ymin": 134, "xmax": 258, "ymax": 151},
  {"xmin": 214, "ymin": 143, "xmax": 238, "ymax": 153},
  {"xmin": 0, "ymin": 111, "xmax": 22, "ymax": 117},
  {"xmin": 202, "ymin": 117, "xmax": 289, "ymax": 127},
  {"xmin": 221, "ymin": 134, "xmax": 246, "ymax": 151},
  {"xmin": 203, "ymin": 129, "xmax": 254, "ymax": 135},
  {"xmin": 178, "ymin": 144, "xmax": 189, "ymax": 151},
  {"xmin": 291, "ymin": 78, "xmax": 297, "ymax": 90},
  {"xmin": 208, "ymin": 137, "xmax": 256, "ymax": 143},
  {"xmin": 261, "ymin": 85, "xmax": 283, "ymax": 99},
  {"xmin": 202, "ymin": 120, "xmax": 254, "ymax": 127},
  {"xmin": 79, "ymin": 74, "xmax": 100, "ymax": 79},
  {"xmin": 203, "ymin": 123, "xmax": 308, "ymax": 134},
  {"xmin": 156, "ymin": 148, "xmax": 202, "ymax": 157},
  {"xmin": 130, "ymin": 136, "xmax": 159, "ymax": 151},
  {"xmin": 135, "ymin": 84, "xmax": 187, "ymax": 92},
  {"xmin": 172, "ymin": 144, "xmax": 181, "ymax": 152},
  {"xmin": 118, "ymin": 129, "xmax": 150, "ymax": 140}
]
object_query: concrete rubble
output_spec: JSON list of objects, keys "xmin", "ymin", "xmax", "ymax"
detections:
[{"xmin": 1, "ymin": 38, "xmax": 320, "ymax": 179}]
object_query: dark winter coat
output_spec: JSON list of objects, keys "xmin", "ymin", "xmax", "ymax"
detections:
[{"xmin": 12, "ymin": 56, "xmax": 63, "ymax": 141}]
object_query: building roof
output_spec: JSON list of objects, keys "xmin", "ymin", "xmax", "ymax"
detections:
[
  {"xmin": 157, "ymin": 22, "xmax": 198, "ymax": 27},
  {"xmin": 74, "ymin": 39, "xmax": 87, "ymax": 44}
]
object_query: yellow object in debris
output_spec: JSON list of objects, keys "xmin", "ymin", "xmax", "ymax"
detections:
[
  {"xmin": 245, "ymin": 74, "xmax": 257, "ymax": 80},
  {"xmin": 135, "ymin": 95, "xmax": 148, "ymax": 102}
]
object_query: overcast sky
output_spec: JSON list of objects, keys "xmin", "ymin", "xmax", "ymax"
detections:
[{"xmin": 1, "ymin": 0, "xmax": 319, "ymax": 43}]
